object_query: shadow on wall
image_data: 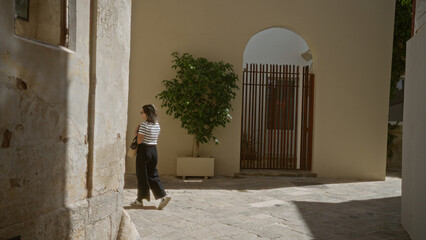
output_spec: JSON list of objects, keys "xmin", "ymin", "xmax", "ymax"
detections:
[
  {"xmin": 0, "ymin": 1, "xmax": 72, "ymax": 239},
  {"xmin": 293, "ymin": 197, "xmax": 410, "ymax": 240}
]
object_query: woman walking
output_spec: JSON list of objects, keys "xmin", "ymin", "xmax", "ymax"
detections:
[{"xmin": 131, "ymin": 104, "xmax": 171, "ymax": 209}]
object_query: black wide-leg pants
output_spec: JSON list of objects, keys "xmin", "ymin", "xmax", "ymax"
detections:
[{"xmin": 135, "ymin": 144, "xmax": 166, "ymax": 201}]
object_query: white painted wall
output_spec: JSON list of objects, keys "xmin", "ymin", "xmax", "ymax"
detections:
[
  {"xmin": 243, "ymin": 27, "xmax": 310, "ymax": 65},
  {"xmin": 402, "ymin": 9, "xmax": 426, "ymax": 240}
]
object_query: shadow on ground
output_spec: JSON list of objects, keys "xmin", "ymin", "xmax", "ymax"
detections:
[
  {"xmin": 124, "ymin": 173, "xmax": 401, "ymax": 191},
  {"xmin": 293, "ymin": 197, "xmax": 410, "ymax": 240},
  {"xmin": 123, "ymin": 205, "xmax": 157, "ymax": 210}
]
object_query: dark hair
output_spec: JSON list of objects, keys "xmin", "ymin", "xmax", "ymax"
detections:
[{"xmin": 142, "ymin": 104, "xmax": 158, "ymax": 123}]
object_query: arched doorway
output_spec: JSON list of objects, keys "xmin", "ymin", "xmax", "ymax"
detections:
[{"xmin": 240, "ymin": 27, "xmax": 314, "ymax": 170}]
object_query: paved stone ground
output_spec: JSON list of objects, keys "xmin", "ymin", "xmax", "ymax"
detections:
[{"xmin": 123, "ymin": 172, "xmax": 410, "ymax": 240}]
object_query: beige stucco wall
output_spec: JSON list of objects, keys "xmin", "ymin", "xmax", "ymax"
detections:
[
  {"xmin": 127, "ymin": 0, "xmax": 395, "ymax": 180},
  {"xmin": 0, "ymin": 0, "xmax": 132, "ymax": 239}
]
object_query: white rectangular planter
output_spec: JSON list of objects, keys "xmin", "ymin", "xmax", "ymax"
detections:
[{"xmin": 176, "ymin": 157, "xmax": 214, "ymax": 179}]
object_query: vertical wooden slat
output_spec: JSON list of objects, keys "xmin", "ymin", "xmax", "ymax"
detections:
[
  {"xmin": 281, "ymin": 65, "xmax": 287, "ymax": 169},
  {"xmin": 240, "ymin": 64, "xmax": 246, "ymax": 168},
  {"xmin": 256, "ymin": 64, "xmax": 261, "ymax": 168},
  {"xmin": 277, "ymin": 65, "xmax": 282, "ymax": 168},
  {"xmin": 288, "ymin": 65, "xmax": 293, "ymax": 168},
  {"xmin": 260, "ymin": 64, "xmax": 266, "ymax": 168},
  {"xmin": 274, "ymin": 65, "xmax": 281, "ymax": 168},
  {"xmin": 262, "ymin": 65, "xmax": 269, "ymax": 168},
  {"xmin": 270, "ymin": 65, "xmax": 273, "ymax": 169},
  {"xmin": 287, "ymin": 65, "xmax": 292, "ymax": 169},
  {"xmin": 253, "ymin": 64, "xmax": 258, "ymax": 168},
  {"xmin": 241, "ymin": 64, "xmax": 245, "ymax": 168},
  {"xmin": 264, "ymin": 65, "xmax": 269, "ymax": 169},
  {"xmin": 270, "ymin": 64, "xmax": 273, "ymax": 168},
  {"xmin": 307, "ymin": 73, "xmax": 315, "ymax": 170},
  {"xmin": 290, "ymin": 65, "xmax": 297, "ymax": 169},
  {"xmin": 284, "ymin": 65, "xmax": 290, "ymax": 169},
  {"xmin": 250, "ymin": 64, "xmax": 257, "ymax": 168},
  {"xmin": 258, "ymin": 65, "xmax": 262, "ymax": 168},
  {"xmin": 303, "ymin": 66, "xmax": 309, "ymax": 169},
  {"xmin": 272, "ymin": 65, "xmax": 278, "ymax": 169},
  {"xmin": 294, "ymin": 65, "xmax": 298, "ymax": 169},
  {"xmin": 249, "ymin": 64, "xmax": 254, "ymax": 168},
  {"xmin": 300, "ymin": 66, "xmax": 307, "ymax": 170},
  {"xmin": 268, "ymin": 66, "xmax": 272, "ymax": 168},
  {"xmin": 254, "ymin": 64, "xmax": 259, "ymax": 168},
  {"xmin": 264, "ymin": 65, "xmax": 268, "ymax": 169},
  {"xmin": 280, "ymin": 65, "xmax": 283, "ymax": 168},
  {"xmin": 253, "ymin": 64, "xmax": 257, "ymax": 169},
  {"xmin": 278, "ymin": 65, "xmax": 284, "ymax": 168},
  {"xmin": 246, "ymin": 64, "xmax": 250, "ymax": 168},
  {"xmin": 299, "ymin": 67, "xmax": 305, "ymax": 170},
  {"xmin": 243, "ymin": 64, "xmax": 249, "ymax": 167},
  {"xmin": 274, "ymin": 64, "xmax": 279, "ymax": 168},
  {"xmin": 293, "ymin": 66, "xmax": 300, "ymax": 169},
  {"xmin": 246, "ymin": 64, "xmax": 251, "ymax": 168},
  {"xmin": 283, "ymin": 65, "xmax": 288, "ymax": 169}
]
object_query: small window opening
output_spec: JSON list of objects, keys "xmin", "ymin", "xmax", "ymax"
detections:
[{"xmin": 14, "ymin": 0, "xmax": 69, "ymax": 47}]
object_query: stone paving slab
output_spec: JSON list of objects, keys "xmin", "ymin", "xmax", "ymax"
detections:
[{"xmin": 123, "ymin": 173, "xmax": 410, "ymax": 240}]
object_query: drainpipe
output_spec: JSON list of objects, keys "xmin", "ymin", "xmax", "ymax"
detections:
[{"xmin": 87, "ymin": 0, "xmax": 98, "ymax": 198}]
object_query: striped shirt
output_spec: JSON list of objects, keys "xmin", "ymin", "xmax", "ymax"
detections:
[{"xmin": 138, "ymin": 121, "xmax": 160, "ymax": 145}]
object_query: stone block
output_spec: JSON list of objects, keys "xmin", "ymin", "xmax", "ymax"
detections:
[
  {"xmin": 116, "ymin": 209, "xmax": 140, "ymax": 240},
  {"xmin": 110, "ymin": 207, "xmax": 122, "ymax": 240},
  {"xmin": 43, "ymin": 210, "xmax": 68, "ymax": 240},
  {"xmin": 66, "ymin": 200, "xmax": 89, "ymax": 233},
  {"xmin": 88, "ymin": 191, "xmax": 118, "ymax": 222},
  {"xmin": 86, "ymin": 217, "xmax": 111, "ymax": 240}
]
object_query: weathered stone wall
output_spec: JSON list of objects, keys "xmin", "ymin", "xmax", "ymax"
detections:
[{"xmin": 0, "ymin": 0, "xmax": 132, "ymax": 239}]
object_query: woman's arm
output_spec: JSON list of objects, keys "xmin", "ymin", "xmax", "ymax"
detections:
[
  {"xmin": 135, "ymin": 125, "xmax": 144, "ymax": 144},
  {"xmin": 137, "ymin": 133, "xmax": 144, "ymax": 144}
]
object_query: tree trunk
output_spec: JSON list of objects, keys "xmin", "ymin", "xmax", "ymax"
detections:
[{"xmin": 192, "ymin": 136, "xmax": 200, "ymax": 157}]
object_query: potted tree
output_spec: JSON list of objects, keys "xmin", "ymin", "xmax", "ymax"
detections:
[{"xmin": 156, "ymin": 52, "xmax": 238, "ymax": 178}]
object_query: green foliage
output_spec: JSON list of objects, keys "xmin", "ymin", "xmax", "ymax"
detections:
[
  {"xmin": 387, "ymin": 122, "xmax": 400, "ymax": 160},
  {"xmin": 387, "ymin": 1, "xmax": 411, "ymax": 161},
  {"xmin": 390, "ymin": 0, "xmax": 412, "ymax": 99},
  {"xmin": 156, "ymin": 52, "xmax": 239, "ymax": 156}
]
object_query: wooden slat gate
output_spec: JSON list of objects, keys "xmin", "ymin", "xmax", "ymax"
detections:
[{"xmin": 240, "ymin": 64, "xmax": 314, "ymax": 170}]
